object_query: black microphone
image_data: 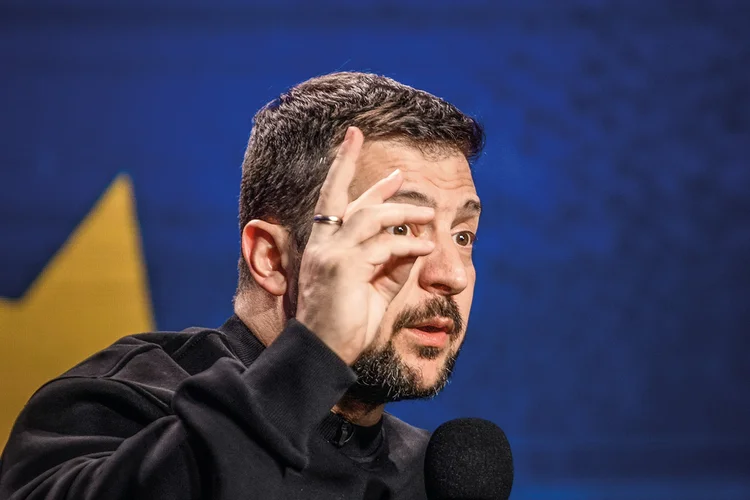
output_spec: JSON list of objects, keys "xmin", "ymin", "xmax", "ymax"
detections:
[{"xmin": 424, "ymin": 418, "xmax": 514, "ymax": 500}]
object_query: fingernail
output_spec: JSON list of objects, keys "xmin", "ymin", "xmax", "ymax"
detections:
[
  {"xmin": 345, "ymin": 127, "xmax": 354, "ymax": 142},
  {"xmin": 387, "ymin": 168, "xmax": 401, "ymax": 179}
]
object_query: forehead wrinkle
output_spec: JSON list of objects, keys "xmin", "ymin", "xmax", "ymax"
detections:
[{"xmin": 352, "ymin": 141, "xmax": 477, "ymax": 206}]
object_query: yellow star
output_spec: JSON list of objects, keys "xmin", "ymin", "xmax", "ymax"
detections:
[{"xmin": 0, "ymin": 174, "xmax": 154, "ymax": 449}]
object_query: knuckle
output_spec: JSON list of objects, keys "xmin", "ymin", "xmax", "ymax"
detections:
[
  {"xmin": 371, "ymin": 204, "xmax": 398, "ymax": 223},
  {"xmin": 357, "ymin": 205, "xmax": 378, "ymax": 219},
  {"xmin": 343, "ymin": 201, "xmax": 359, "ymax": 220},
  {"xmin": 346, "ymin": 207, "xmax": 376, "ymax": 229}
]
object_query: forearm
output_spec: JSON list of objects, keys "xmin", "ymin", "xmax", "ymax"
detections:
[
  {"xmin": 0, "ymin": 321, "xmax": 356, "ymax": 500},
  {"xmin": 0, "ymin": 378, "xmax": 205, "ymax": 500}
]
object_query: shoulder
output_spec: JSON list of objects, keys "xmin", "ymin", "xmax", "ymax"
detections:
[
  {"xmin": 381, "ymin": 413, "xmax": 431, "ymax": 497},
  {"xmin": 0, "ymin": 327, "xmax": 231, "ymax": 473},
  {"xmin": 51, "ymin": 325, "xmax": 238, "ymax": 393},
  {"xmin": 8, "ymin": 326, "xmax": 238, "ymax": 440}
]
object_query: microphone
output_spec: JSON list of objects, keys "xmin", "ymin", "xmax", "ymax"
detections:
[{"xmin": 424, "ymin": 418, "xmax": 514, "ymax": 500}]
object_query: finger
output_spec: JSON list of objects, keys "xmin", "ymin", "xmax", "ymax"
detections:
[
  {"xmin": 309, "ymin": 127, "xmax": 364, "ymax": 239},
  {"xmin": 360, "ymin": 232, "xmax": 435, "ymax": 266},
  {"xmin": 336, "ymin": 203, "xmax": 435, "ymax": 246},
  {"xmin": 343, "ymin": 168, "xmax": 403, "ymax": 219}
]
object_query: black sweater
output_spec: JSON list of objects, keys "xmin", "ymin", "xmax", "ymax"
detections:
[{"xmin": 0, "ymin": 316, "xmax": 430, "ymax": 499}]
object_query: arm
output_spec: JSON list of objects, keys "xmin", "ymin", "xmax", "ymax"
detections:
[{"xmin": 0, "ymin": 321, "xmax": 356, "ymax": 500}]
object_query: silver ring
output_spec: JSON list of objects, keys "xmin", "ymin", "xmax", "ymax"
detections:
[{"xmin": 313, "ymin": 214, "xmax": 344, "ymax": 226}]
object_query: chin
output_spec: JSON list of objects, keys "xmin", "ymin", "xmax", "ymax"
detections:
[
  {"xmin": 348, "ymin": 330, "xmax": 462, "ymax": 405},
  {"xmin": 400, "ymin": 347, "xmax": 454, "ymax": 390}
]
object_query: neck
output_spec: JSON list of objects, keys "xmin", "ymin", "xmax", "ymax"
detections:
[
  {"xmin": 235, "ymin": 290, "xmax": 386, "ymax": 428},
  {"xmin": 234, "ymin": 290, "xmax": 283, "ymax": 347},
  {"xmin": 333, "ymin": 396, "xmax": 385, "ymax": 427}
]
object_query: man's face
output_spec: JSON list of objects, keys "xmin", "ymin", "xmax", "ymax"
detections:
[{"xmin": 342, "ymin": 140, "xmax": 480, "ymax": 404}]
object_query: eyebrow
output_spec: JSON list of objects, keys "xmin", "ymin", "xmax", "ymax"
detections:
[{"xmin": 387, "ymin": 190, "xmax": 482, "ymax": 218}]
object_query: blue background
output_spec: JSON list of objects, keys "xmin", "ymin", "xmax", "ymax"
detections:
[{"xmin": 2, "ymin": 1, "xmax": 749, "ymax": 498}]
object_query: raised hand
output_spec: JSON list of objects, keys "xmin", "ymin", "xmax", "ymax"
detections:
[{"xmin": 295, "ymin": 127, "xmax": 435, "ymax": 365}]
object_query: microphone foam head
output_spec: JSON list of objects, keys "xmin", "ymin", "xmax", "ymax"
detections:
[{"xmin": 424, "ymin": 418, "xmax": 513, "ymax": 500}]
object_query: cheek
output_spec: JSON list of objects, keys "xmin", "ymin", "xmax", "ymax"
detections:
[
  {"xmin": 385, "ymin": 268, "xmax": 421, "ymax": 313},
  {"xmin": 373, "ymin": 281, "xmax": 419, "ymax": 344},
  {"xmin": 458, "ymin": 272, "xmax": 476, "ymax": 321},
  {"xmin": 373, "ymin": 296, "xmax": 405, "ymax": 343}
]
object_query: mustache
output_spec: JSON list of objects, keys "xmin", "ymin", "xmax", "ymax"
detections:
[{"xmin": 392, "ymin": 296, "xmax": 464, "ymax": 337}]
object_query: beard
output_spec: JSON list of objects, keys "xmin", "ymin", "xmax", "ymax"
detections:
[
  {"xmin": 343, "ymin": 295, "xmax": 465, "ymax": 406},
  {"xmin": 285, "ymin": 246, "xmax": 465, "ymax": 406}
]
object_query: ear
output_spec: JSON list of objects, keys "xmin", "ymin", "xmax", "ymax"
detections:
[{"xmin": 241, "ymin": 220, "xmax": 292, "ymax": 297}]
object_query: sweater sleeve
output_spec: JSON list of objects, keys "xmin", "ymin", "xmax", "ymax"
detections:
[{"xmin": 0, "ymin": 320, "xmax": 357, "ymax": 500}]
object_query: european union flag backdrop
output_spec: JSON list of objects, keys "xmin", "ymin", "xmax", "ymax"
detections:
[{"xmin": 2, "ymin": 1, "xmax": 749, "ymax": 498}]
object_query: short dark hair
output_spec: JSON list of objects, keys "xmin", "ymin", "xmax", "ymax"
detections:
[{"xmin": 237, "ymin": 72, "xmax": 484, "ymax": 292}]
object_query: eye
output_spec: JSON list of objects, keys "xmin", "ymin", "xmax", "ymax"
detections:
[
  {"xmin": 453, "ymin": 231, "xmax": 476, "ymax": 247},
  {"xmin": 386, "ymin": 224, "xmax": 412, "ymax": 236}
]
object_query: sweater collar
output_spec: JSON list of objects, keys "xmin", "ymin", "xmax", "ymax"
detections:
[{"xmin": 217, "ymin": 314, "xmax": 266, "ymax": 367}]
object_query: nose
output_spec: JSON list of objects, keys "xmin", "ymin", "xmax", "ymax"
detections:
[{"xmin": 417, "ymin": 233, "xmax": 469, "ymax": 296}]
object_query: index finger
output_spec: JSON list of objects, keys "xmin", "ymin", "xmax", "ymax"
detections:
[{"xmin": 311, "ymin": 126, "xmax": 364, "ymax": 228}]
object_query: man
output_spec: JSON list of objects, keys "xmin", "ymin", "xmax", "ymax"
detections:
[{"xmin": 0, "ymin": 72, "xmax": 484, "ymax": 499}]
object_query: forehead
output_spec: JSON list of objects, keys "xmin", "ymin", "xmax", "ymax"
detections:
[{"xmin": 349, "ymin": 140, "xmax": 477, "ymax": 204}]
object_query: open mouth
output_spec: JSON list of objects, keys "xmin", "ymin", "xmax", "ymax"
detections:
[
  {"xmin": 409, "ymin": 317, "xmax": 454, "ymax": 335},
  {"xmin": 413, "ymin": 325, "xmax": 446, "ymax": 333},
  {"xmin": 402, "ymin": 317, "xmax": 454, "ymax": 348}
]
